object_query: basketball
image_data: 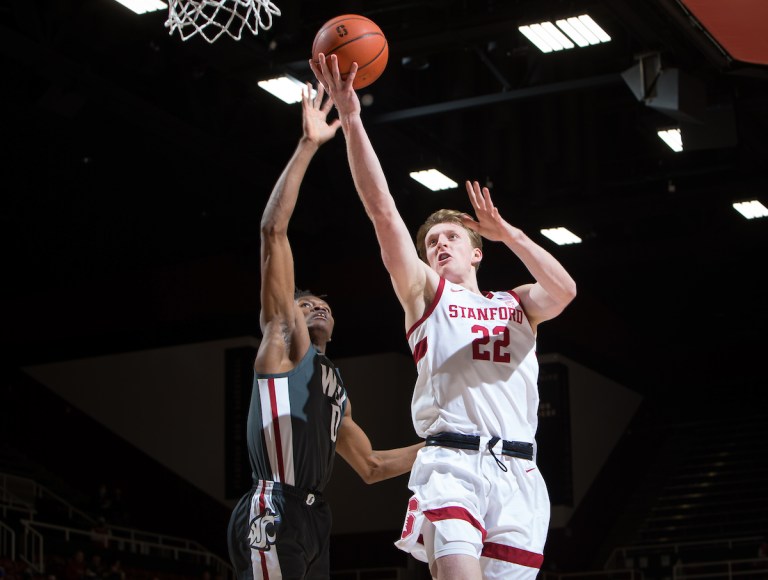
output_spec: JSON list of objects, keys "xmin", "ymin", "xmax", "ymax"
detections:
[{"xmin": 312, "ymin": 14, "xmax": 388, "ymax": 89}]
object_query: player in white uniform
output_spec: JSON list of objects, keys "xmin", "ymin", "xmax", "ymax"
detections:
[{"xmin": 311, "ymin": 55, "xmax": 577, "ymax": 580}]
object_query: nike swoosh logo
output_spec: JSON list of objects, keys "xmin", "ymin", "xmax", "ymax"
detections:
[
  {"xmin": 526, "ymin": 468, "xmax": 537, "ymax": 473},
  {"xmin": 450, "ymin": 288, "xmax": 464, "ymax": 292}
]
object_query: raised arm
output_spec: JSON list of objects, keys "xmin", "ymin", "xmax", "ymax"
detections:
[
  {"xmin": 461, "ymin": 181, "xmax": 577, "ymax": 329},
  {"xmin": 310, "ymin": 55, "xmax": 437, "ymax": 329},
  {"xmin": 335, "ymin": 399, "xmax": 424, "ymax": 484},
  {"xmin": 256, "ymin": 84, "xmax": 340, "ymax": 373}
]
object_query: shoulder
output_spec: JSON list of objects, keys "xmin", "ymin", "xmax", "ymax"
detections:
[
  {"xmin": 498, "ymin": 283, "xmax": 534, "ymax": 303},
  {"xmin": 254, "ymin": 328, "xmax": 314, "ymax": 375}
]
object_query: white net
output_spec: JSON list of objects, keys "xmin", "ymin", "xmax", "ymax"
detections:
[{"xmin": 165, "ymin": 0, "xmax": 281, "ymax": 43}]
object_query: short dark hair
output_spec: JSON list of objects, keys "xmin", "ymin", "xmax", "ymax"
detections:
[{"xmin": 294, "ymin": 288, "xmax": 328, "ymax": 300}]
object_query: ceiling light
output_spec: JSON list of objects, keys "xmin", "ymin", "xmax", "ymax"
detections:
[
  {"xmin": 519, "ymin": 25, "xmax": 556, "ymax": 53},
  {"xmin": 258, "ymin": 76, "xmax": 316, "ymax": 104},
  {"xmin": 555, "ymin": 19, "xmax": 590, "ymax": 47},
  {"xmin": 112, "ymin": 0, "xmax": 167, "ymax": 14},
  {"xmin": 540, "ymin": 22, "xmax": 575, "ymax": 50},
  {"xmin": 541, "ymin": 227, "xmax": 582, "ymax": 245},
  {"xmin": 576, "ymin": 15, "xmax": 611, "ymax": 43},
  {"xmin": 520, "ymin": 14, "xmax": 610, "ymax": 53},
  {"xmin": 658, "ymin": 128, "xmax": 683, "ymax": 152},
  {"xmin": 409, "ymin": 169, "xmax": 458, "ymax": 191},
  {"xmin": 733, "ymin": 200, "xmax": 768, "ymax": 219}
]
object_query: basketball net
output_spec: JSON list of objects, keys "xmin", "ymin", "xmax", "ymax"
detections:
[{"xmin": 165, "ymin": 0, "xmax": 281, "ymax": 43}]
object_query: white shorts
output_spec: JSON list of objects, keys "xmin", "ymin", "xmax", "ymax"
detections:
[{"xmin": 395, "ymin": 440, "xmax": 550, "ymax": 580}]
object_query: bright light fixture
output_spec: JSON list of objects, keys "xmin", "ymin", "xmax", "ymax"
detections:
[
  {"xmin": 658, "ymin": 128, "xmax": 683, "ymax": 152},
  {"xmin": 576, "ymin": 15, "xmax": 611, "ymax": 43},
  {"xmin": 520, "ymin": 14, "xmax": 610, "ymax": 53},
  {"xmin": 409, "ymin": 169, "xmax": 458, "ymax": 191},
  {"xmin": 540, "ymin": 22, "xmax": 575, "ymax": 50},
  {"xmin": 258, "ymin": 76, "xmax": 316, "ymax": 104},
  {"xmin": 112, "ymin": 0, "xmax": 167, "ymax": 14},
  {"xmin": 555, "ymin": 19, "xmax": 591, "ymax": 47},
  {"xmin": 733, "ymin": 200, "xmax": 768, "ymax": 219},
  {"xmin": 519, "ymin": 26, "xmax": 556, "ymax": 53},
  {"xmin": 541, "ymin": 227, "xmax": 582, "ymax": 245}
]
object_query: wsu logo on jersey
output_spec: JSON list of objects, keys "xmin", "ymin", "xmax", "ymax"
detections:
[
  {"xmin": 322, "ymin": 363, "xmax": 347, "ymax": 442},
  {"xmin": 248, "ymin": 508, "xmax": 280, "ymax": 551}
]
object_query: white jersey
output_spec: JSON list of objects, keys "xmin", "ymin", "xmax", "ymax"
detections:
[{"xmin": 407, "ymin": 277, "xmax": 539, "ymax": 443}]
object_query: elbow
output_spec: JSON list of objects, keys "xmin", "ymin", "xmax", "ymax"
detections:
[
  {"xmin": 361, "ymin": 472, "xmax": 381, "ymax": 485},
  {"xmin": 359, "ymin": 456, "xmax": 388, "ymax": 485},
  {"xmin": 360, "ymin": 465, "xmax": 385, "ymax": 485},
  {"xmin": 365, "ymin": 196, "xmax": 398, "ymax": 224},
  {"xmin": 563, "ymin": 279, "xmax": 577, "ymax": 304},
  {"xmin": 260, "ymin": 221, "xmax": 287, "ymax": 240},
  {"xmin": 548, "ymin": 279, "xmax": 576, "ymax": 317}
]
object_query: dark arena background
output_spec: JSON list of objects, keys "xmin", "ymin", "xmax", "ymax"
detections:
[{"xmin": 2, "ymin": 1, "xmax": 767, "ymax": 579}]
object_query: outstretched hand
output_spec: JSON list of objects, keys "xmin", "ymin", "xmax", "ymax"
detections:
[
  {"xmin": 460, "ymin": 181, "xmax": 513, "ymax": 242},
  {"xmin": 302, "ymin": 82, "xmax": 341, "ymax": 146},
  {"xmin": 309, "ymin": 53, "xmax": 361, "ymax": 118}
]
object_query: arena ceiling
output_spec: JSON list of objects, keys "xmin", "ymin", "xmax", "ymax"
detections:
[{"xmin": 2, "ymin": 0, "xmax": 767, "ymax": 404}]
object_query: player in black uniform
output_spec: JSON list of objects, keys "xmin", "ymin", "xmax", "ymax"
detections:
[{"xmin": 227, "ymin": 83, "xmax": 424, "ymax": 580}]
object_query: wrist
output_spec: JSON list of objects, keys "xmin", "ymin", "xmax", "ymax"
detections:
[
  {"xmin": 504, "ymin": 224, "xmax": 526, "ymax": 246},
  {"xmin": 298, "ymin": 136, "xmax": 321, "ymax": 151},
  {"xmin": 341, "ymin": 111, "xmax": 362, "ymax": 131}
]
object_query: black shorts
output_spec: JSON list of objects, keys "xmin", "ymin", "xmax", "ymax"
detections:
[{"xmin": 227, "ymin": 480, "xmax": 332, "ymax": 580}]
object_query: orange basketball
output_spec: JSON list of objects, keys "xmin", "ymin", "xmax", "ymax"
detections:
[{"xmin": 312, "ymin": 14, "xmax": 388, "ymax": 89}]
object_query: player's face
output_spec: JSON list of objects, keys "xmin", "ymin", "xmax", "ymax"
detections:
[
  {"xmin": 297, "ymin": 295, "xmax": 335, "ymax": 338},
  {"xmin": 424, "ymin": 223, "xmax": 481, "ymax": 279}
]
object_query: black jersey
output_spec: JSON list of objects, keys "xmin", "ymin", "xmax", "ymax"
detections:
[{"xmin": 246, "ymin": 345, "xmax": 348, "ymax": 492}]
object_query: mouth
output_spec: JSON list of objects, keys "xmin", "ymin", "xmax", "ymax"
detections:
[
  {"xmin": 311, "ymin": 313, "xmax": 328, "ymax": 321},
  {"xmin": 437, "ymin": 252, "xmax": 451, "ymax": 265}
]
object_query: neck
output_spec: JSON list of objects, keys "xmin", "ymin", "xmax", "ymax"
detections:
[
  {"xmin": 446, "ymin": 272, "xmax": 481, "ymax": 294},
  {"xmin": 312, "ymin": 339, "xmax": 328, "ymax": 355}
]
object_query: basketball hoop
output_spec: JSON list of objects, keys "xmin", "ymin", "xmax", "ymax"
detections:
[{"xmin": 165, "ymin": 0, "xmax": 281, "ymax": 43}]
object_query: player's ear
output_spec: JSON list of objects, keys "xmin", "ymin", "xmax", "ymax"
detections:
[{"xmin": 471, "ymin": 247, "xmax": 482, "ymax": 267}]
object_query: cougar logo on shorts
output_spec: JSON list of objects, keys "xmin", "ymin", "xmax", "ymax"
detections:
[{"xmin": 248, "ymin": 508, "xmax": 280, "ymax": 551}]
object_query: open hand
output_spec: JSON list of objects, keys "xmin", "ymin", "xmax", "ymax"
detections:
[
  {"xmin": 302, "ymin": 82, "xmax": 341, "ymax": 146},
  {"xmin": 309, "ymin": 53, "xmax": 361, "ymax": 118},
  {"xmin": 460, "ymin": 181, "xmax": 512, "ymax": 242}
]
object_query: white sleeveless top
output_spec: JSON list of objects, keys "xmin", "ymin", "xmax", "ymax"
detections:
[{"xmin": 406, "ymin": 277, "xmax": 539, "ymax": 443}]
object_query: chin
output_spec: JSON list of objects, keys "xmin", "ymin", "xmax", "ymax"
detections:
[{"xmin": 309, "ymin": 326, "xmax": 332, "ymax": 341}]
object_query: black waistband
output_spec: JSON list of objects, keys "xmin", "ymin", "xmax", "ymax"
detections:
[
  {"xmin": 253, "ymin": 480, "xmax": 324, "ymax": 506},
  {"xmin": 425, "ymin": 432, "xmax": 534, "ymax": 461}
]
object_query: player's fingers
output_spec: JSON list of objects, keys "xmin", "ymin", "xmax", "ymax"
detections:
[
  {"xmin": 344, "ymin": 62, "xmax": 359, "ymax": 89},
  {"xmin": 481, "ymin": 187, "xmax": 494, "ymax": 211},
  {"xmin": 465, "ymin": 181, "xmax": 478, "ymax": 206},
  {"xmin": 317, "ymin": 54, "xmax": 333, "ymax": 83},
  {"xmin": 309, "ymin": 82, "xmax": 319, "ymax": 107},
  {"xmin": 320, "ymin": 91, "xmax": 334, "ymax": 114},
  {"xmin": 330, "ymin": 54, "xmax": 342, "ymax": 82},
  {"xmin": 308, "ymin": 59, "xmax": 329, "ymax": 91},
  {"xmin": 474, "ymin": 182, "xmax": 492, "ymax": 214},
  {"xmin": 459, "ymin": 212, "xmax": 479, "ymax": 231},
  {"xmin": 315, "ymin": 82, "xmax": 326, "ymax": 106},
  {"xmin": 466, "ymin": 181, "xmax": 484, "ymax": 211}
]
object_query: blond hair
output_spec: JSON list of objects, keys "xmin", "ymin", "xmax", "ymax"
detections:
[{"xmin": 415, "ymin": 209, "xmax": 482, "ymax": 269}]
